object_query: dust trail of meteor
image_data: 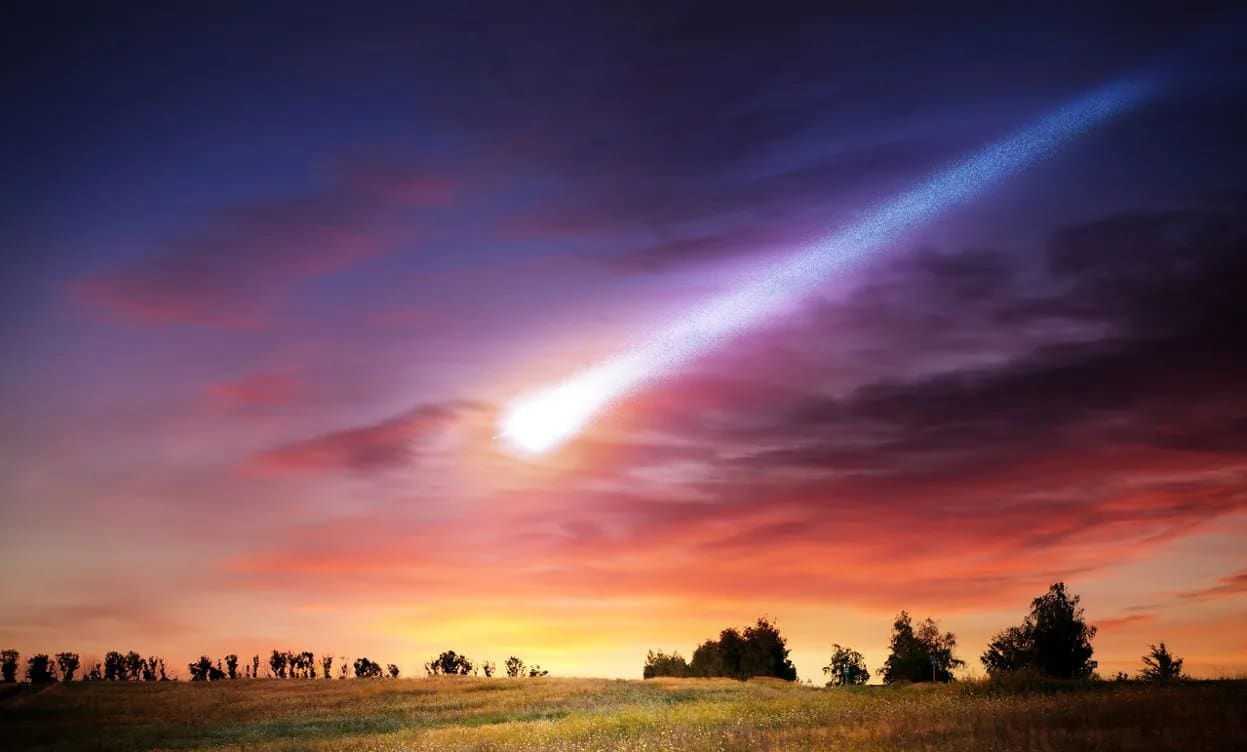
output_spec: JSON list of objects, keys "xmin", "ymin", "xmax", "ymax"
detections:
[{"xmin": 500, "ymin": 74, "xmax": 1162, "ymax": 455}]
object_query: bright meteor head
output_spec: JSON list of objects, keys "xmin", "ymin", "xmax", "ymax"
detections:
[
  {"xmin": 499, "ymin": 73, "xmax": 1161, "ymax": 456},
  {"xmin": 499, "ymin": 381, "xmax": 602, "ymax": 455}
]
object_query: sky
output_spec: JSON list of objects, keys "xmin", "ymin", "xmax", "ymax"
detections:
[{"xmin": 2, "ymin": 3, "xmax": 1246, "ymax": 682}]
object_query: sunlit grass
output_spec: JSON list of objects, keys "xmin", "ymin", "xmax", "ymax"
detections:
[{"xmin": 2, "ymin": 676, "xmax": 1244, "ymax": 751}]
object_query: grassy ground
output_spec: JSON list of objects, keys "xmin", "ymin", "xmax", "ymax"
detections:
[{"xmin": 1, "ymin": 676, "xmax": 1244, "ymax": 751}]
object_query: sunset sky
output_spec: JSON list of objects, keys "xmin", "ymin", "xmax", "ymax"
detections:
[{"xmin": 3, "ymin": 3, "xmax": 1246, "ymax": 682}]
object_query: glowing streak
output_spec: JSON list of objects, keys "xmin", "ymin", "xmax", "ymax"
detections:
[{"xmin": 500, "ymin": 75, "xmax": 1159, "ymax": 455}]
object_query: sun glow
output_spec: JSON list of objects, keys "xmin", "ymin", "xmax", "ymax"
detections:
[{"xmin": 499, "ymin": 75, "xmax": 1159, "ymax": 456}]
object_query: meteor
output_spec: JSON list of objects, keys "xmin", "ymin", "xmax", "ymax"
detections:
[{"xmin": 499, "ymin": 74, "xmax": 1160, "ymax": 455}]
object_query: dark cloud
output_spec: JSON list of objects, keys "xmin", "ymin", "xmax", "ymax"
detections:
[{"xmin": 67, "ymin": 163, "xmax": 451, "ymax": 327}]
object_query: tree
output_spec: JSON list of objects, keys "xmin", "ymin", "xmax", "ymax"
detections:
[
  {"xmin": 125, "ymin": 652, "xmax": 143, "ymax": 681},
  {"xmin": 1139, "ymin": 642, "xmax": 1185, "ymax": 681},
  {"xmin": 188, "ymin": 657, "xmax": 214, "ymax": 681},
  {"xmin": 269, "ymin": 650, "xmax": 288, "ymax": 679},
  {"xmin": 103, "ymin": 651, "xmax": 125, "ymax": 681},
  {"xmin": 688, "ymin": 618, "xmax": 797, "ymax": 681},
  {"xmin": 300, "ymin": 651, "xmax": 316, "ymax": 679},
  {"xmin": 353, "ymin": 657, "xmax": 384, "ymax": 678},
  {"xmin": 643, "ymin": 650, "xmax": 689, "ymax": 678},
  {"xmin": 56, "ymin": 652, "xmax": 80, "ymax": 682},
  {"xmin": 26, "ymin": 654, "xmax": 56, "ymax": 683},
  {"xmin": 2, "ymin": 650, "xmax": 20, "ymax": 683},
  {"xmin": 879, "ymin": 611, "xmax": 964, "ymax": 683},
  {"xmin": 527, "ymin": 665, "xmax": 549, "ymax": 677},
  {"xmin": 822, "ymin": 644, "xmax": 869, "ymax": 686},
  {"xmin": 339, "ymin": 661, "xmax": 348, "ymax": 679},
  {"xmin": 425, "ymin": 650, "xmax": 473, "ymax": 676},
  {"xmin": 322, "ymin": 655, "xmax": 333, "ymax": 679},
  {"xmin": 505, "ymin": 656, "xmax": 525, "ymax": 678},
  {"xmin": 387, "ymin": 664, "xmax": 400, "ymax": 679},
  {"xmin": 481, "ymin": 661, "xmax": 496, "ymax": 678},
  {"xmin": 225, "ymin": 654, "xmax": 239, "ymax": 680},
  {"xmin": 981, "ymin": 582, "xmax": 1097, "ymax": 679}
]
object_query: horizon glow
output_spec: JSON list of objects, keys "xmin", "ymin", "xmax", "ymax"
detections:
[{"xmin": 500, "ymin": 75, "xmax": 1160, "ymax": 455}]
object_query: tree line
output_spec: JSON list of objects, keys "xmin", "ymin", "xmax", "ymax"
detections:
[
  {"xmin": 643, "ymin": 583, "xmax": 1189, "ymax": 684},
  {"xmin": 0, "ymin": 647, "xmax": 551, "ymax": 683}
]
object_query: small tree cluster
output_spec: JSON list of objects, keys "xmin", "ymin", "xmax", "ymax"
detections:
[
  {"xmin": 823, "ymin": 644, "xmax": 869, "ymax": 686},
  {"xmin": 425, "ymin": 650, "xmax": 473, "ymax": 676},
  {"xmin": 353, "ymin": 657, "xmax": 384, "ymax": 678},
  {"xmin": 879, "ymin": 612, "xmax": 964, "ymax": 684},
  {"xmin": 982, "ymin": 583, "xmax": 1096, "ymax": 679},
  {"xmin": 643, "ymin": 650, "xmax": 689, "ymax": 678}
]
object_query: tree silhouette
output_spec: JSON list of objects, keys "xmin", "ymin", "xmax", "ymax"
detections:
[
  {"xmin": 425, "ymin": 650, "xmax": 473, "ymax": 676},
  {"xmin": 2, "ymin": 650, "xmax": 20, "ymax": 683},
  {"xmin": 188, "ymin": 657, "xmax": 213, "ymax": 681},
  {"xmin": 322, "ymin": 655, "xmax": 333, "ymax": 679},
  {"xmin": 1140, "ymin": 642, "xmax": 1185, "ymax": 681},
  {"xmin": 125, "ymin": 652, "xmax": 143, "ymax": 681},
  {"xmin": 527, "ymin": 665, "xmax": 549, "ymax": 677},
  {"xmin": 339, "ymin": 661, "xmax": 349, "ymax": 679},
  {"xmin": 251, "ymin": 655, "xmax": 260, "ymax": 680},
  {"xmin": 822, "ymin": 644, "xmax": 869, "ymax": 686},
  {"xmin": 481, "ymin": 660, "xmax": 495, "ymax": 678},
  {"xmin": 85, "ymin": 661, "xmax": 102, "ymax": 681},
  {"xmin": 26, "ymin": 654, "xmax": 56, "ymax": 683},
  {"xmin": 353, "ymin": 657, "xmax": 384, "ymax": 678},
  {"xmin": 505, "ymin": 656, "xmax": 525, "ymax": 678},
  {"xmin": 981, "ymin": 583, "xmax": 1096, "ymax": 679},
  {"xmin": 387, "ymin": 663, "xmax": 400, "ymax": 679},
  {"xmin": 687, "ymin": 618, "xmax": 797, "ymax": 680},
  {"xmin": 224, "ymin": 654, "xmax": 239, "ymax": 680},
  {"xmin": 879, "ymin": 611, "xmax": 963, "ymax": 683},
  {"xmin": 55, "ymin": 652, "xmax": 80, "ymax": 682},
  {"xmin": 103, "ymin": 651, "xmax": 125, "ymax": 680},
  {"xmin": 269, "ymin": 650, "xmax": 287, "ymax": 679},
  {"xmin": 643, "ymin": 650, "xmax": 689, "ymax": 678}
]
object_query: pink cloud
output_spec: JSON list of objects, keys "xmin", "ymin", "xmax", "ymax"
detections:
[
  {"xmin": 246, "ymin": 402, "xmax": 471, "ymax": 475},
  {"xmin": 206, "ymin": 372, "xmax": 302, "ymax": 407}
]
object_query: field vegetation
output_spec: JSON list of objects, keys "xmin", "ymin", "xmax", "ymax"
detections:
[{"xmin": 2, "ymin": 674, "xmax": 1244, "ymax": 751}]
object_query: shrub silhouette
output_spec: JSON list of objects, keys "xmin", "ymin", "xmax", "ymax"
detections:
[
  {"xmin": 643, "ymin": 650, "xmax": 689, "ymax": 678},
  {"xmin": 505, "ymin": 656, "xmax": 524, "ymax": 678},
  {"xmin": 1139, "ymin": 642, "xmax": 1185, "ymax": 681}
]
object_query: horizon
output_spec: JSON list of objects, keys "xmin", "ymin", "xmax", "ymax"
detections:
[{"xmin": 3, "ymin": 4, "xmax": 1246, "ymax": 686}]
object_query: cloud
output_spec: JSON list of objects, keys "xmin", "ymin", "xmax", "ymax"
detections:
[
  {"xmin": 247, "ymin": 401, "xmax": 474, "ymax": 475},
  {"xmin": 224, "ymin": 205, "xmax": 1247, "ymax": 616},
  {"xmin": 1179, "ymin": 570, "xmax": 1247, "ymax": 602},
  {"xmin": 68, "ymin": 162, "xmax": 452, "ymax": 327},
  {"xmin": 1096, "ymin": 613, "xmax": 1157, "ymax": 630},
  {"xmin": 206, "ymin": 372, "xmax": 301, "ymax": 407}
]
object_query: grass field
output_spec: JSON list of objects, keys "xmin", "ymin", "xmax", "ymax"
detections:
[{"xmin": 2, "ymin": 676, "xmax": 1244, "ymax": 751}]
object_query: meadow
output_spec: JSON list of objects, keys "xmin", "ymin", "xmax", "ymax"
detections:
[{"xmin": 2, "ymin": 676, "xmax": 1244, "ymax": 751}]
